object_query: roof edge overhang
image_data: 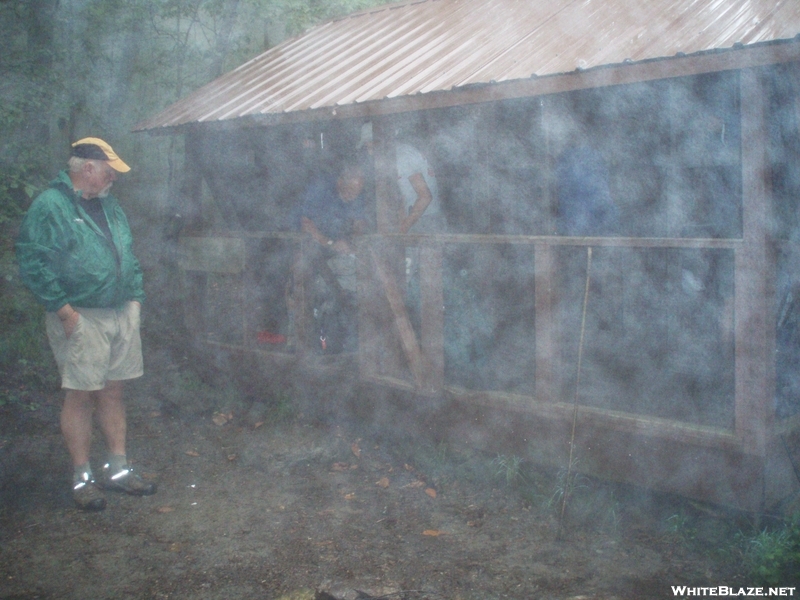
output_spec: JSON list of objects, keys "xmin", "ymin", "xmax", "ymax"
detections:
[{"xmin": 134, "ymin": 35, "xmax": 800, "ymax": 137}]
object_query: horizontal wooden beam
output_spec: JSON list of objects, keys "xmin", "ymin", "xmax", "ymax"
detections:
[
  {"xmin": 190, "ymin": 230, "xmax": 743, "ymax": 249},
  {"xmin": 355, "ymin": 381, "xmax": 780, "ymax": 511},
  {"xmin": 377, "ymin": 234, "xmax": 743, "ymax": 249},
  {"xmin": 444, "ymin": 385, "xmax": 742, "ymax": 451}
]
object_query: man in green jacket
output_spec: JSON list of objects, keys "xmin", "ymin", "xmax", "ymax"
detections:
[{"xmin": 16, "ymin": 137, "xmax": 156, "ymax": 510}]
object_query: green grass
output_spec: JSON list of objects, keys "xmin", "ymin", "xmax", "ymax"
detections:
[
  {"xmin": 491, "ymin": 454, "xmax": 523, "ymax": 487},
  {"xmin": 266, "ymin": 390, "xmax": 297, "ymax": 424},
  {"xmin": 738, "ymin": 514, "xmax": 800, "ymax": 585},
  {"xmin": 548, "ymin": 459, "xmax": 588, "ymax": 510},
  {"xmin": 666, "ymin": 509, "xmax": 697, "ymax": 545}
]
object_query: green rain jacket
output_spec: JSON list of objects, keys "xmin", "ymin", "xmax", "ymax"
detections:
[{"xmin": 16, "ymin": 170, "xmax": 145, "ymax": 312}]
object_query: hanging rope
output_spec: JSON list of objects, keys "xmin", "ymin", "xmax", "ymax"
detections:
[{"xmin": 558, "ymin": 246, "xmax": 593, "ymax": 540}]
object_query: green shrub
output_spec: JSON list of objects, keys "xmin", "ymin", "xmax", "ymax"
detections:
[
  {"xmin": 739, "ymin": 514, "xmax": 800, "ymax": 585},
  {"xmin": 0, "ymin": 244, "xmax": 58, "ymax": 400}
]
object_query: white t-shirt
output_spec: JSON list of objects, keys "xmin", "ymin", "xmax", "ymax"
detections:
[{"xmin": 395, "ymin": 143, "xmax": 440, "ymax": 218}]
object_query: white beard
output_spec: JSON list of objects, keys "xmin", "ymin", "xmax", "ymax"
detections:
[{"xmin": 97, "ymin": 182, "xmax": 113, "ymax": 198}]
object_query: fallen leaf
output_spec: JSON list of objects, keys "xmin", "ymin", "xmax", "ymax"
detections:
[
  {"xmin": 350, "ymin": 441, "xmax": 361, "ymax": 458},
  {"xmin": 185, "ymin": 450, "xmax": 200, "ymax": 457},
  {"xmin": 156, "ymin": 506, "xmax": 174, "ymax": 513},
  {"xmin": 168, "ymin": 542, "xmax": 182, "ymax": 552},
  {"xmin": 344, "ymin": 492, "xmax": 356, "ymax": 500},
  {"xmin": 406, "ymin": 480, "xmax": 425, "ymax": 488},
  {"xmin": 331, "ymin": 462, "xmax": 349, "ymax": 472},
  {"xmin": 253, "ymin": 421, "xmax": 264, "ymax": 429},
  {"xmin": 422, "ymin": 529, "xmax": 443, "ymax": 536},
  {"xmin": 227, "ymin": 453, "xmax": 237, "ymax": 461},
  {"xmin": 404, "ymin": 463, "xmax": 414, "ymax": 471},
  {"xmin": 425, "ymin": 488, "xmax": 437, "ymax": 499},
  {"xmin": 376, "ymin": 477, "xmax": 390, "ymax": 488},
  {"xmin": 212, "ymin": 412, "xmax": 229, "ymax": 426}
]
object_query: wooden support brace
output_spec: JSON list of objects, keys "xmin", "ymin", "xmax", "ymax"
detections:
[{"xmin": 368, "ymin": 245, "xmax": 430, "ymax": 390}]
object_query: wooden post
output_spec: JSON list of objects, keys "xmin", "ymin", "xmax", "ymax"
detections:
[
  {"xmin": 292, "ymin": 239, "xmax": 311, "ymax": 358},
  {"xmin": 420, "ymin": 241, "xmax": 444, "ymax": 393},
  {"xmin": 180, "ymin": 129, "xmax": 208, "ymax": 340},
  {"xmin": 373, "ymin": 119, "xmax": 401, "ymax": 233},
  {"xmin": 736, "ymin": 67, "xmax": 775, "ymax": 459},
  {"xmin": 536, "ymin": 96, "xmax": 561, "ymax": 403},
  {"xmin": 357, "ymin": 238, "xmax": 380, "ymax": 380},
  {"xmin": 361, "ymin": 118, "xmax": 433, "ymax": 388},
  {"xmin": 534, "ymin": 243, "xmax": 556, "ymax": 403},
  {"xmin": 182, "ymin": 128, "xmax": 206, "ymax": 233}
]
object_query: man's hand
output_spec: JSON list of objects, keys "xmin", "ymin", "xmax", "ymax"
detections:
[{"xmin": 57, "ymin": 304, "xmax": 80, "ymax": 338}]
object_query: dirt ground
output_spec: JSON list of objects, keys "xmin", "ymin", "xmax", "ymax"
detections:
[{"xmin": 0, "ymin": 339, "xmax": 770, "ymax": 600}]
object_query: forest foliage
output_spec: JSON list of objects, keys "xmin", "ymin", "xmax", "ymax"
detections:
[{"xmin": 0, "ymin": 0, "xmax": 393, "ymax": 203}]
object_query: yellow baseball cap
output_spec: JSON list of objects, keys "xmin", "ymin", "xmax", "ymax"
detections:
[{"xmin": 70, "ymin": 137, "xmax": 131, "ymax": 173}]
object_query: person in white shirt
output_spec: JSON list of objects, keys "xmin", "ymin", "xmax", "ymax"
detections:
[{"xmin": 357, "ymin": 122, "xmax": 445, "ymax": 234}]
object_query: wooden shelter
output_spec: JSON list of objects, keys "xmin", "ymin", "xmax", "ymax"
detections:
[{"xmin": 135, "ymin": 0, "xmax": 800, "ymax": 512}]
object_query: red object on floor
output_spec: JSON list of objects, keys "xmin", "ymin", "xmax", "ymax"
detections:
[{"xmin": 257, "ymin": 331, "xmax": 286, "ymax": 344}]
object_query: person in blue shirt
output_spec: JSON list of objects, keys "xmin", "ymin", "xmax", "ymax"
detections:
[
  {"xmin": 296, "ymin": 161, "xmax": 368, "ymax": 353},
  {"xmin": 299, "ymin": 161, "xmax": 368, "ymax": 252}
]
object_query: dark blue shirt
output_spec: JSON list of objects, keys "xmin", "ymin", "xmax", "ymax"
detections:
[
  {"xmin": 299, "ymin": 175, "xmax": 367, "ymax": 240},
  {"xmin": 556, "ymin": 145, "xmax": 619, "ymax": 236}
]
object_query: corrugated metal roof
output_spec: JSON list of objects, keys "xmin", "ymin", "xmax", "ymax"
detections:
[{"xmin": 134, "ymin": 0, "xmax": 800, "ymax": 131}]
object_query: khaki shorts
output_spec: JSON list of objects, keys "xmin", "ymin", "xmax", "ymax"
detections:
[{"xmin": 45, "ymin": 302, "xmax": 143, "ymax": 391}]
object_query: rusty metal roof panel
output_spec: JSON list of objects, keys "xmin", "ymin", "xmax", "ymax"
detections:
[
  {"xmin": 474, "ymin": 0, "xmax": 800, "ymax": 82},
  {"xmin": 135, "ymin": 0, "xmax": 800, "ymax": 131}
]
